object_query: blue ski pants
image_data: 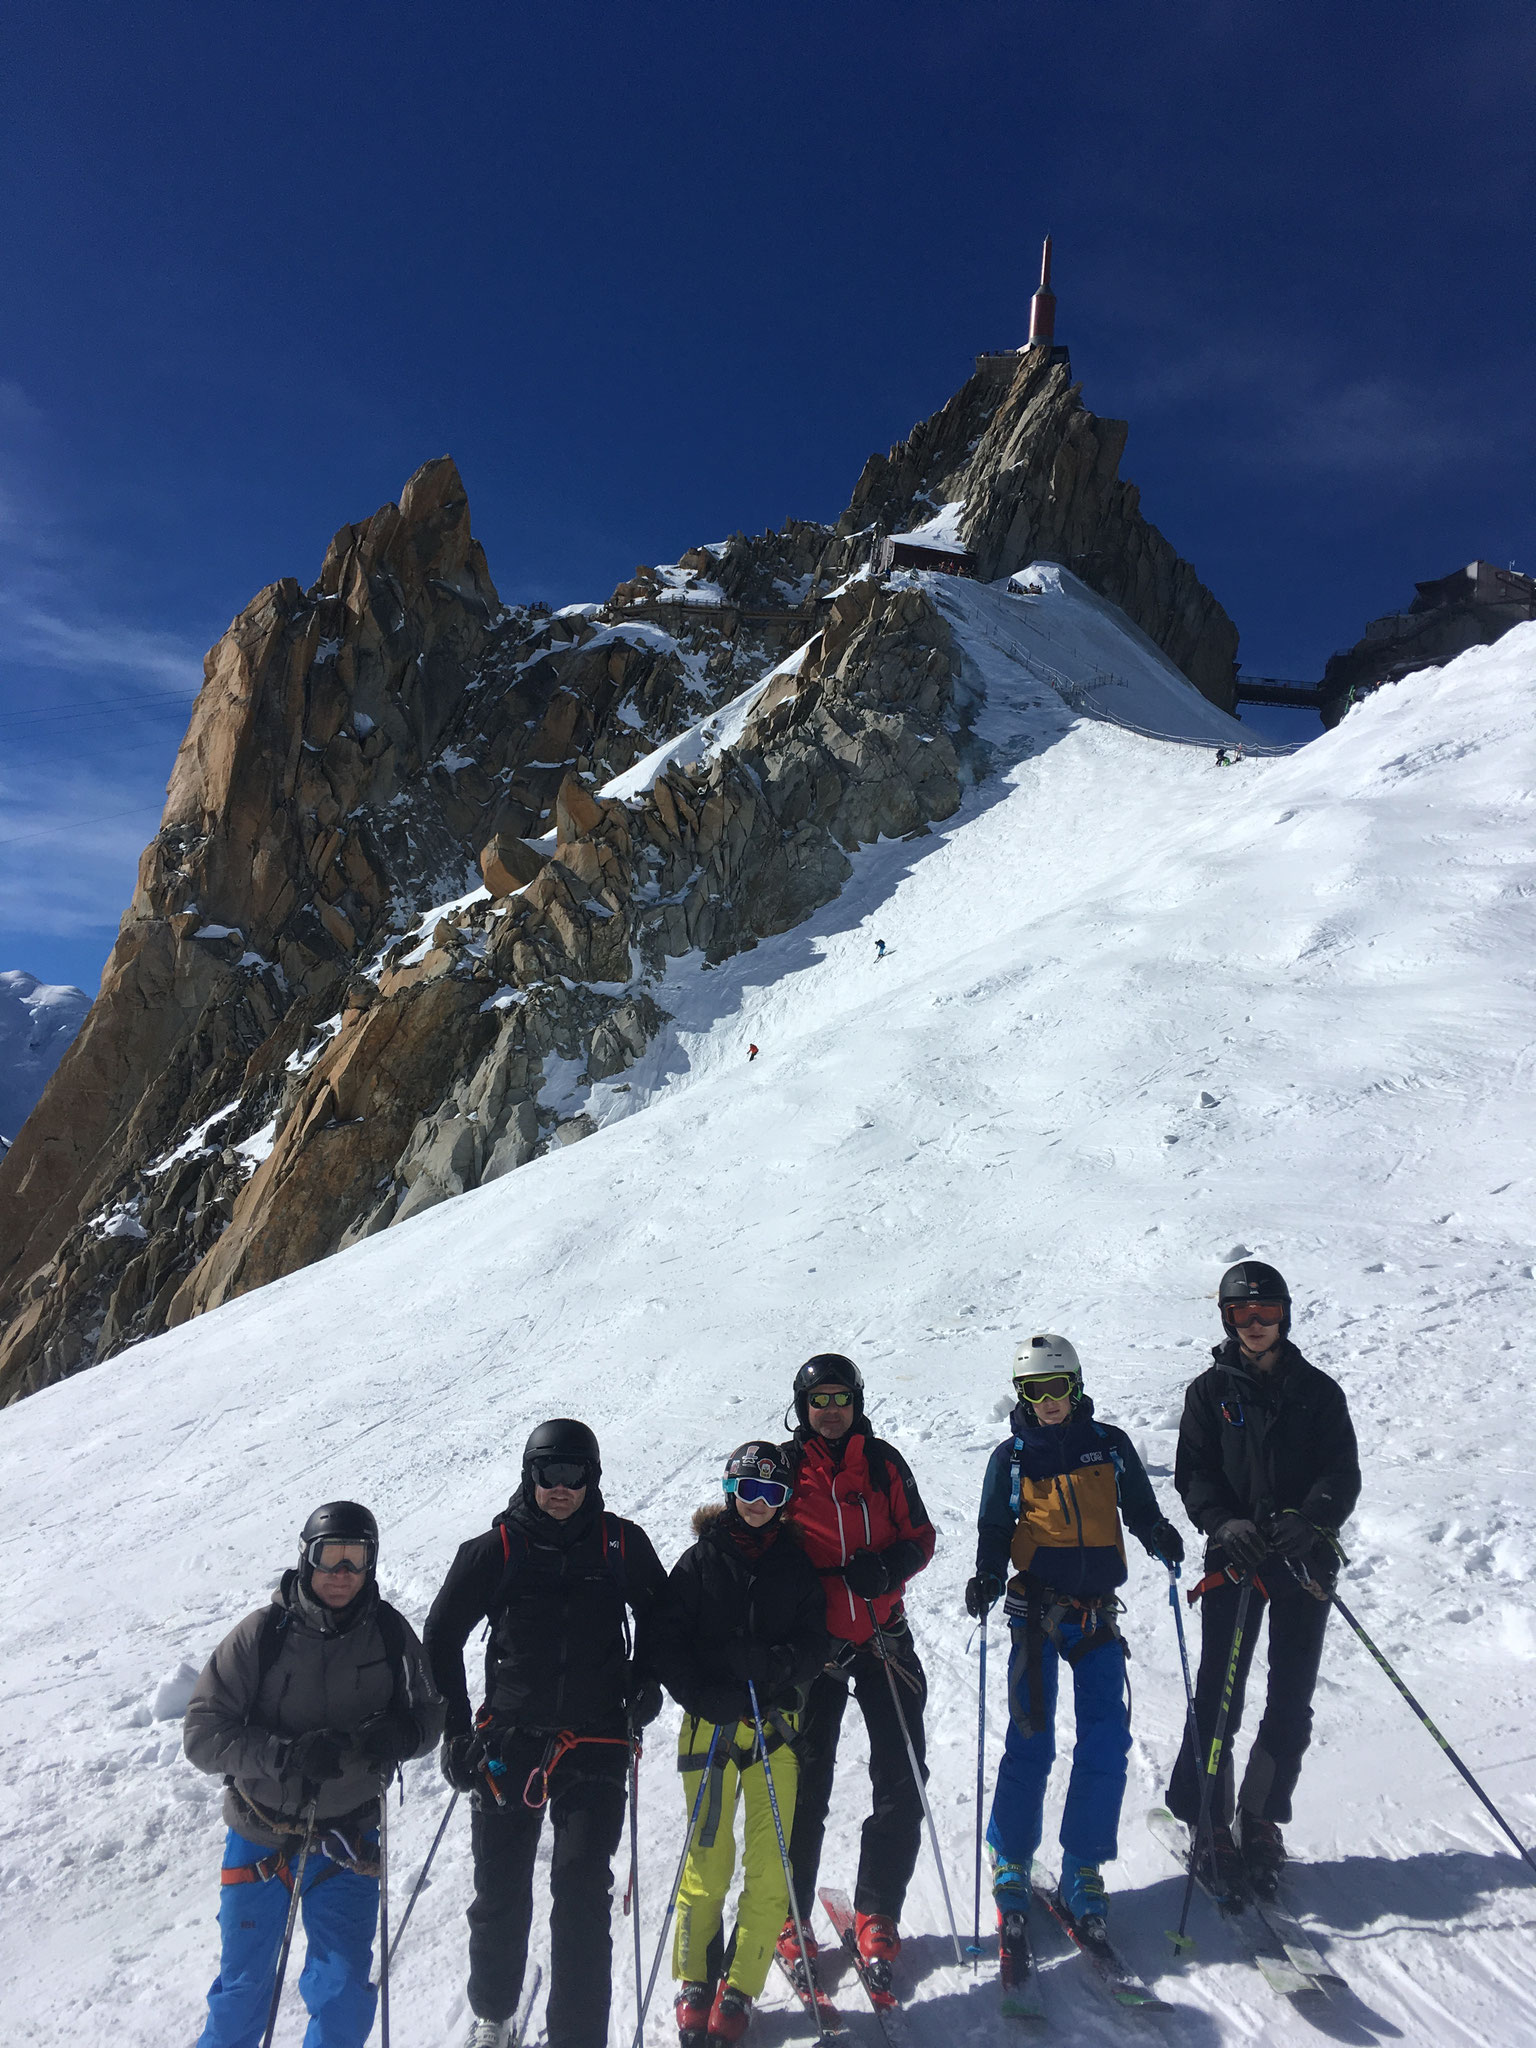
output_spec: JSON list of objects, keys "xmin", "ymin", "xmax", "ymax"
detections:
[
  {"xmin": 987, "ymin": 1616, "xmax": 1131, "ymax": 1891},
  {"xmin": 195, "ymin": 1828, "xmax": 379, "ymax": 2048}
]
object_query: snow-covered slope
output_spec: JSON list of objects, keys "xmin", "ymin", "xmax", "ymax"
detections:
[
  {"xmin": 0, "ymin": 970, "xmax": 90, "ymax": 1150},
  {"xmin": 2, "ymin": 601, "xmax": 1534, "ymax": 2045}
]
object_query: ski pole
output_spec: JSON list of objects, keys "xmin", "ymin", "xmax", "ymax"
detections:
[
  {"xmin": 969, "ymin": 1611, "xmax": 988, "ymax": 1967},
  {"xmin": 866, "ymin": 1607, "xmax": 966, "ymax": 1969},
  {"xmin": 388, "ymin": 1789, "xmax": 458, "ymax": 1967},
  {"xmin": 748, "ymin": 1679, "xmax": 828, "ymax": 2045},
  {"xmin": 1171, "ymin": 1575, "xmax": 1253, "ymax": 1952},
  {"xmin": 377, "ymin": 1790, "xmax": 391, "ymax": 2048},
  {"xmin": 626, "ymin": 1716, "xmax": 643, "ymax": 2044},
  {"xmin": 1294, "ymin": 1562, "xmax": 1536, "ymax": 1880},
  {"xmin": 630, "ymin": 1722, "xmax": 724, "ymax": 2048},
  {"xmin": 1164, "ymin": 1561, "xmax": 1221, "ymax": 1944},
  {"xmin": 261, "ymin": 1798, "xmax": 318, "ymax": 2048}
]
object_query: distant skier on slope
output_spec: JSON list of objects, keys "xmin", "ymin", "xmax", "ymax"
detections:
[
  {"xmin": 1214, "ymin": 747, "xmax": 1230, "ymax": 766},
  {"xmin": 966, "ymin": 1337, "xmax": 1183, "ymax": 1972},
  {"xmin": 748, "ymin": 1044, "xmax": 759, "ymax": 1062},
  {"xmin": 774, "ymin": 1354, "xmax": 936, "ymax": 1996},
  {"xmin": 874, "ymin": 939, "xmax": 886, "ymax": 959},
  {"xmin": 1164, "ymin": 1261, "xmax": 1361, "ymax": 1900},
  {"xmin": 654, "ymin": 1441, "xmax": 827, "ymax": 2045},
  {"xmin": 182, "ymin": 1501, "xmax": 443, "ymax": 2048},
  {"xmin": 424, "ymin": 1421, "xmax": 669, "ymax": 2048}
]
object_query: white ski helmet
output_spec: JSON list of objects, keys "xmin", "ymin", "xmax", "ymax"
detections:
[{"xmin": 1013, "ymin": 1333, "xmax": 1082, "ymax": 1380}]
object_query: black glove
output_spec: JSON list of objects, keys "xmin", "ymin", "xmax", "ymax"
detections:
[
  {"xmin": 1214, "ymin": 1518, "xmax": 1267, "ymax": 1572},
  {"xmin": 965, "ymin": 1571, "xmax": 1003, "ymax": 1617},
  {"xmin": 1264, "ymin": 1511, "xmax": 1318, "ymax": 1562},
  {"xmin": 842, "ymin": 1548, "xmax": 891, "ymax": 1600},
  {"xmin": 1145, "ymin": 1520, "xmax": 1186, "ymax": 1568},
  {"xmin": 627, "ymin": 1678, "xmax": 665, "ymax": 1729},
  {"xmin": 282, "ymin": 1728, "xmax": 349, "ymax": 1792},
  {"xmin": 440, "ymin": 1728, "xmax": 490, "ymax": 1794},
  {"xmin": 353, "ymin": 1708, "xmax": 420, "ymax": 1775}
]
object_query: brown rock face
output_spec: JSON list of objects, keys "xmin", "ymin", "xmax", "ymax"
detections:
[
  {"xmin": 839, "ymin": 348, "xmax": 1239, "ymax": 710},
  {"xmin": 0, "ymin": 350, "xmax": 1244, "ymax": 1404}
]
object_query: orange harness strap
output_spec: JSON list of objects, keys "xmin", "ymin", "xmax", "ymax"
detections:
[
  {"xmin": 1187, "ymin": 1568, "xmax": 1268, "ymax": 1606},
  {"xmin": 522, "ymin": 1729, "xmax": 634, "ymax": 1810}
]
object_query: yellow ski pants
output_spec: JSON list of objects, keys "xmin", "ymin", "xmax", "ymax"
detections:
[{"xmin": 672, "ymin": 1712, "xmax": 799, "ymax": 2000}]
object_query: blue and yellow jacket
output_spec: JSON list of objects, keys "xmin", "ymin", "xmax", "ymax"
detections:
[{"xmin": 975, "ymin": 1396, "xmax": 1164, "ymax": 1604}]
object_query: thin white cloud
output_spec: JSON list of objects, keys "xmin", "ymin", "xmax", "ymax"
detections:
[{"xmin": 0, "ymin": 589, "xmax": 204, "ymax": 696}]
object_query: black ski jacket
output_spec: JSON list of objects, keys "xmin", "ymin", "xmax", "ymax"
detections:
[
  {"xmin": 423, "ymin": 1487, "xmax": 667, "ymax": 1740},
  {"xmin": 654, "ymin": 1504, "xmax": 828, "ymax": 1727},
  {"xmin": 1176, "ymin": 1339, "xmax": 1361, "ymax": 1567}
]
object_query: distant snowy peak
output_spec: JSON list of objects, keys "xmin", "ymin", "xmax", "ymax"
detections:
[{"xmin": 0, "ymin": 971, "xmax": 90, "ymax": 1147}]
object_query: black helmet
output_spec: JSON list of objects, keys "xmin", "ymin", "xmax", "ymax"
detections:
[
  {"xmin": 791, "ymin": 1352, "xmax": 864, "ymax": 1430},
  {"xmin": 522, "ymin": 1417, "xmax": 601, "ymax": 1492},
  {"xmin": 297, "ymin": 1501, "xmax": 378, "ymax": 1593},
  {"xmin": 1217, "ymin": 1260, "xmax": 1291, "ymax": 1340},
  {"xmin": 724, "ymin": 1440, "xmax": 793, "ymax": 1492}
]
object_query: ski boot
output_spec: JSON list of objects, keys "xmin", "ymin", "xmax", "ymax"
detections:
[
  {"xmin": 1192, "ymin": 1820, "xmax": 1249, "ymax": 1909},
  {"xmin": 464, "ymin": 2021, "xmax": 508, "ymax": 2048},
  {"xmin": 854, "ymin": 1910, "xmax": 900, "ymax": 1994},
  {"xmin": 707, "ymin": 1983, "xmax": 753, "ymax": 2042},
  {"xmin": 1059, "ymin": 1860, "xmax": 1108, "ymax": 1931},
  {"xmin": 676, "ymin": 1980, "xmax": 713, "ymax": 2048},
  {"xmin": 1237, "ymin": 1812, "xmax": 1286, "ymax": 1899},
  {"xmin": 775, "ymin": 1916, "xmax": 817, "ymax": 1969}
]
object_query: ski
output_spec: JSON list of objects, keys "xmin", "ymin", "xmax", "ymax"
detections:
[
  {"xmin": 818, "ymin": 1888, "xmax": 907, "ymax": 2042},
  {"xmin": 1146, "ymin": 1808, "xmax": 1333, "ymax": 1999},
  {"xmin": 996, "ymin": 1909, "xmax": 1048, "ymax": 2024},
  {"xmin": 774, "ymin": 1949, "xmax": 850, "ymax": 2038},
  {"xmin": 1030, "ymin": 1861, "xmax": 1175, "ymax": 2013},
  {"xmin": 1250, "ymin": 1883, "xmax": 1348, "ymax": 1994}
]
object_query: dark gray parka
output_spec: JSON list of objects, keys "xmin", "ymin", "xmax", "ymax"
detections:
[{"xmin": 184, "ymin": 1569, "xmax": 443, "ymax": 1847}]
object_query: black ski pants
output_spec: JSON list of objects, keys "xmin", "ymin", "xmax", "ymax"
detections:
[
  {"xmin": 1167, "ymin": 1575, "xmax": 1331, "ymax": 1828},
  {"xmin": 788, "ymin": 1631, "xmax": 928, "ymax": 1921},
  {"xmin": 466, "ymin": 1734, "xmax": 627, "ymax": 2047}
]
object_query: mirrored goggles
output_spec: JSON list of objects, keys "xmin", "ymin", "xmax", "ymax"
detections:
[
  {"xmin": 808, "ymin": 1389, "xmax": 855, "ymax": 1409},
  {"xmin": 305, "ymin": 1538, "xmax": 374, "ymax": 1576},
  {"xmin": 724, "ymin": 1475, "xmax": 792, "ymax": 1507},
  {"xmin": 531, "ymin": 1459, "xmax": 591, "ymax": 1491},
  {"xmin": 1014, "ymin": 1373, "xmax": 1078, "ymax": 1405},
  {"xmin": 1227, "ymin": 1302, "xmax": 1284, "ymax": 1326}
]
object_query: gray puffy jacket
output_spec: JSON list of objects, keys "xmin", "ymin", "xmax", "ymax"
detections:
[{"xmin": 184, "ymin": 1570, "xmax": 443, "ymax": 1847}]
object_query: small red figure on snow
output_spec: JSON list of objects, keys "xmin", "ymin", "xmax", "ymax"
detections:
[{"xmin": 748, "ymin": 1044, "xmax": 759, "ymax": 1062}]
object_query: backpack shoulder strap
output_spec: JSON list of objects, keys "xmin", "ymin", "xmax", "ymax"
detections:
[{"xmin": 245, "ymin": 1606, "xmax": 290, "ymax": 1728}]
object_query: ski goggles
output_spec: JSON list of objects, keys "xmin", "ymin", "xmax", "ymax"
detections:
[
  {"xmin": 305, "ymin": 1539, "xmax": 374, "ymax": 1576},
  {"xmin": 807, "ymin": 1389, "xmax": 855, "ymax": 1409},
  {"xmin": 723, "ymin": 1475, "xmax": 792, "ymax": 1507},
  {"xmin": 1226, "ymin": 1302, "xmax": 1284, "ymax": 1327},
  {"xmin": 1013, "ymin": 1373, "xmax": 1078, "ymax": 1405},
  {"xmin": 530, "ymin": 1459, "xmax": 592, "ymax": 1491}
]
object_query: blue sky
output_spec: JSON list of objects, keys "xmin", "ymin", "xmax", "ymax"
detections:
[{"xmin": 2, "ymin": 1, "xmax": 1531, "ymax": 994}]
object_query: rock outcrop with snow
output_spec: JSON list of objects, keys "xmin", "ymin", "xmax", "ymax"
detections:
[{"xmin": 0, "ymin": 352, "xmax": 1243, "ymax": 1403}]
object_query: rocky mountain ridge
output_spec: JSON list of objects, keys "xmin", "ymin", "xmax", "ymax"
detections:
[{"xmin": 0, "ymin": 350, "xmax": 1239, "ymax": 1402}]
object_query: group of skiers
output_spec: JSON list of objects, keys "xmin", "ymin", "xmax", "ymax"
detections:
[{"xmin": 182, "ymin": 1258, "xmax": 1360, "ymax": 2048}]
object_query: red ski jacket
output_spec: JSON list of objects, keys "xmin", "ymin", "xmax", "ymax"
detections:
[{"xmin": 782, "ymin": 1426, "xmax": 936, "ymax": 1645}]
